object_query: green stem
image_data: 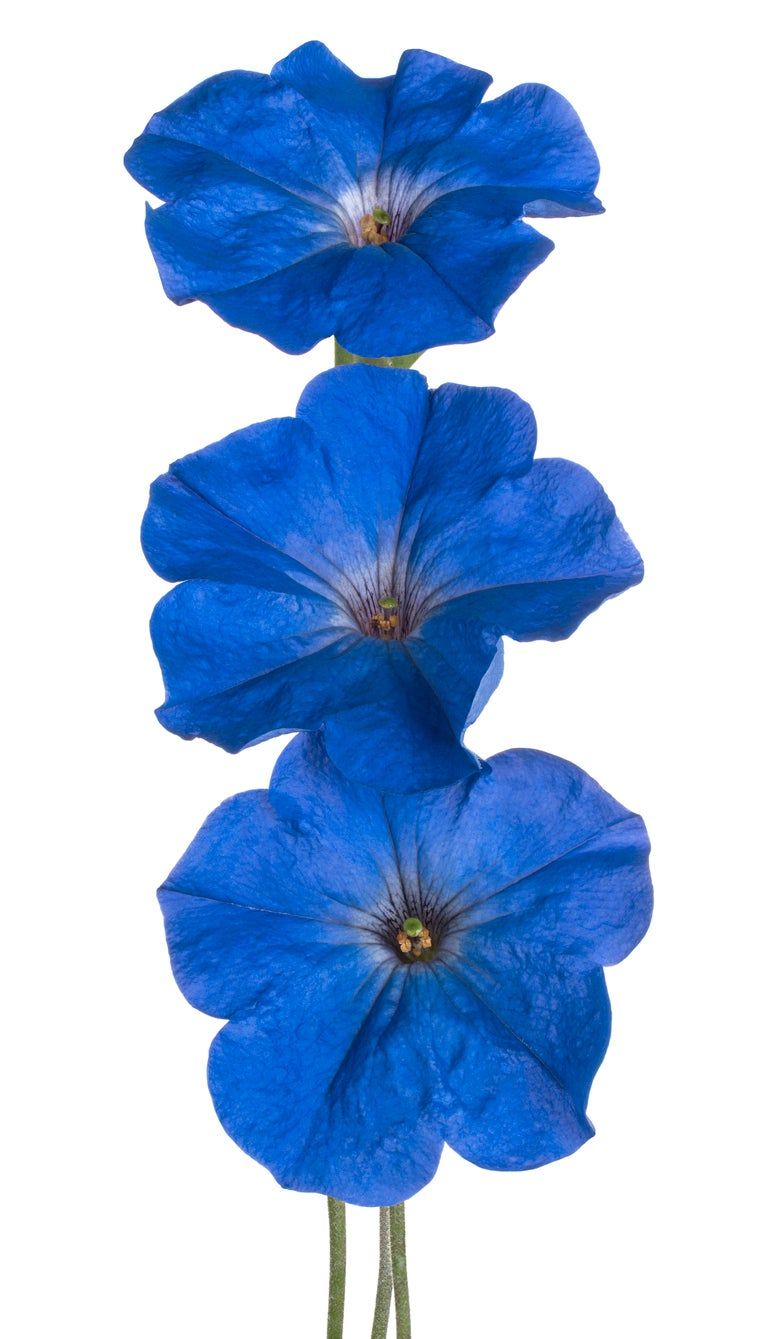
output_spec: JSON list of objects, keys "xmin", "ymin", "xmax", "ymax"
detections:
[
  {"xmin": 370, "ymin": 1207, "xmax": 393, "ymax": 1339},
  {"xmin": 389, "ymin": 1203, "xmax": 411, "ymax": 1338},
  {"xmin": 334, "ymin": 338, "xmax": 421, "ymax": 369},
  {"xmin": 327, "ymin": 1197, "xmax": 346, "ymax": 1339}
]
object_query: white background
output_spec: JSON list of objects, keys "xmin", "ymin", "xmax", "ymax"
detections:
[{"xmin": 4, "ymin": 1, "xmax": 781, "ymax": 1334}]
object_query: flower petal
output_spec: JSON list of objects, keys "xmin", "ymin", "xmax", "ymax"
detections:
[
  {"xmin": 400, "ymin": 382, "xmax": 538, "ymax": 566},
  {"xmin": 405, "ymin": 615, "xmax": 503, "ymax": 737},
  {"xmin": 157, "ymin": 768, "xmax": 406, "ymax": 1017},
  {"xmin": 150, "ymin": 581, "xmax": 373, "ymax": 751},
  {"xmin": 331, "ymin": 243, "xmax": 495, "ymax": 356},
  {"xmin": 322, "ymin": 642, "xmax": 481, "ymax": 792},
  {"xmin": 423, "ymin": 81, "xmax": 602, "ymax": 215},
  {"xmin": 208, "ymin": 955, "xmax": 442, "ymax": 1205},
  {"xmin": 269, "ymin": 41, "xmax": 390, "ymax": 184},
  {"xmin": 159, "ymin": 795, "xmax": 352, "ymax": 1017},
  {"xmin": 387, "ymin": 748, "xmax": 652, "ymax": 967},
  {"xmin": 403, "ymin": 188, "xmax": 553, "ymax": 327},
  {"xmin": 125, "ymin": 54, "xmax": 382, "ymax": 208},
  {"xmin": 142, "ymin": 419, "xmax": 336, "ymax": 600},
  {"xmin": 413, "ymin": 467, "xmax": 643, "ymax": 640},
  {"xmin": 191, "ymin": 246, "xmax": 354, "ymax": 353},
  {"xmin": 143, "ymin": 179, "xmax": 343, "ymax": 303},
  {"xmin": 380, "ymin": 49, "xmax": 491, "ymax": 166},
  {"xmin": 143, "ymin": 366, "xmax": 430, "ymax": 596},
  {"xmin": 425, "ymin": 961, "xmax": 604, "ymax": 1168},
  {"xmin": 293, "ymin": 365, "xmax": 430, "ymax": 563}
]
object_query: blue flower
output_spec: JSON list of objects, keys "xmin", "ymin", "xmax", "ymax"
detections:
[
  {"xmin": 124, "ymin": 42, "xmax": 602, "ymax": 357},
  {"xmin": 159, "ymin": 731, "xmax": 652, "ymax": 1206},
  {"xmin": 142, "ymin": 365, "xmax": 643, "ymax": 792}
]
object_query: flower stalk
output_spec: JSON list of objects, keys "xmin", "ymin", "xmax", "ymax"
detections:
[
  {"xmin": 390, "ymin": 1203, "xmax": 412, "ymax": 1339},
  {"xmin": 327, "ymin": 1197, "xmax": 347, "ymax": 1339},
  {"xmin": 370, "ymin": 1207, "xmax": 393, "ymax": 1339},
  {"xmin": 334, "ymin": 339, "xmax": 421, "ymax": 369}
]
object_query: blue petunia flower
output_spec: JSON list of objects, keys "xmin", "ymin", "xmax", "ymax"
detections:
[
  {"xmin": 159, "ymin": 730, "xmax": 652, "ymax": 1206},
  {"xmin": 124, "ymin": 42, "xmax": 602, "ymax": 357},
  {"xmin": 142, "ymin": 365, "xmax": 643, "ymax": 792}
]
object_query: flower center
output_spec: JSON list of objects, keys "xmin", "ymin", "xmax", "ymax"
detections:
[
  {"xmin": 396, "ymin": 917, "xmax": 434, "ymax": 962},
  {"xmin": 371, "ymin": 595, "xmax": 399, "ymax": 638},
  {"xmin": 345, "ymin": 582, "xmax": 427, "ymax": 641},
  {"xmin": 360, "ymin": 205, "xmax": 392, "ymax": 246}
]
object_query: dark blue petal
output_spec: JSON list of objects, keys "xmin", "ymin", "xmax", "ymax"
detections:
[
  {"xmin": 143, "ymin": 368, "xmax": 429, "ymax": 595},
  {"xmin": 424, "ymin": 962, "xmax": 603, "ymax": 1168},
  {"xmin": 412, "ymin": 461, "xmax": 643, "ymax": 638},
  {"xmin": 208, "ymin": 956, "xmax": 443, "ymax": 1205},
  {"xmin": 158, "ymin": 775, "xmax": 402, "ymax": 1018},
  {"xmin": 331, "ymin": 244, "xmax": 494, "ymax": 356},
  {"xmin": 192, "ymin": 246, "xmax": 354, "ymax": 354},
  {"xmin": 380, "ymin": 49, "xmax": 491, "ymax": 165},
  {"xmin": 403, "ymin": 188, "xmax": 554, "ymax": 328},
  {"xmin": 294, "ymin": 366, "xmax": 430, "ymax": 556},
  {"xmin": 158, "ymin": 794, "xmax": 355, "ymax": 1017},
  {"xmin": 322, "ymin": 642, "xmax": 481, "ymax": 792},
  {"xmin": 269, "ymin": 42, "xmax": 390, "ymax": 183},
  {"xmin": 125, "ymin": 56, "xmax": 382, "ymax": 208},
  {"xmin": 400, "ymin": 382, "xmax": 538, "ymax": 556},
  {"xmin": 425, "ymin": 81, "xmax": 602, "ymax": 216},
  {"xmin": 386, "ymin": 748, "xmax": 652, "ymax": 968},
  {"xmin": 143, "ymin": 181, "xmax": 344, "ymax": 303},
  {"xmin": 143, "ymin": 419, "xmax": 336, "ymax": 599},
  {"xmin": 405, "ymin": 615, "xmax": 503, "ymax": 737},
  {"xmin": 151, "ymin": 581, "xmax": 373, "ymax": 751}
]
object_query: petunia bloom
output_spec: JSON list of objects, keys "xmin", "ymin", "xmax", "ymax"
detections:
[
  {"xmin": 159, "ymin": 731, "xmax": 652, "ymax": 1206},
  {"xmin": 142, "ymin": 365, "xmax": 643, "ymax": 792},
  {"xmin": 124, "ymin": 42, "xmax": 602, "ymax": 357}
]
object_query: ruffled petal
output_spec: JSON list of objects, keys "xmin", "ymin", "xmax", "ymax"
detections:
[
  {"xmin": 380, "ymin": 49, "xmax": 491, "ymax": 167},
  {"xmin": 414, "ymin": 81, "xmax": 602, "ymax": 216},
  {"xmin": 425, "ymin": 962, "xmax": 603, "ymax": 1168},
  {"xmin": 269, "ymin": 41, "xmax": 390, "ymax": 184},
  {"xmin": 143, "ymin": 418, "xmax": 336, "ymax": 600},
  {"xmin": 143, "ymin": 179, "xmax": 343, "ymax": 303},
  {"xmin": 403, "ymin": 188, "xmax": 553, "ymax": 328},
  {"xmin": 191, "ymin": 246, "xmax": 353, "ymax": 353},
  {"xmin": 208, "ymin": 955, "xmax": 442, "ymax": 1204},
  {"xmin": 143, "ymin": 366, "xmax": 430, "ymax": 596},
  {"xmin": 405, "ymin": 614, "xmax": 503, "ymax": 736},
  {"xmin": 398, "ymin": 382, "xmax": 538, "ymax": 573},
  {"xmin": 150, "ymin": 581, "xmax": 375, "ymax": 750},
  {"xmin": 125, "ymin": 53, "xmax": 383, "ymax": 208},
  {"xmin": 386, "ymin": 749, "xmax": 652, "ymax": 967},
  {"xmin": 322, "ymin": 641, "xmax": 481, "ymax": 792},
  {"xmin": 158, "ymin": 793, "xmax": 360, "ymax": 1017},
  {"xmin": 293, "ymin": 365, "xmax": 430, "ymax": 563},
  {"xmin": 411, "ymin": 459, "xmax": 643, "ymax": 639},
  {"xmin": 157, "ymin": 760, "xmax": 410, "ymax": 1017},
  {"xmin": 331, "ymin": 243, "xmax": 494, "ymax": 357}
]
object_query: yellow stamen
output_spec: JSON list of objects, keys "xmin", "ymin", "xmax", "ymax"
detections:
[
  {"xmin": 371, "ymin": 611, "xmax": 398, "ymax": 636},
  {"xmin": 397, "ymin": 921, "xmax": 432, "ymax": 960},
  {"xmin": 360, "ymin": 212, "xmax": 389, "ymax": 245}
]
